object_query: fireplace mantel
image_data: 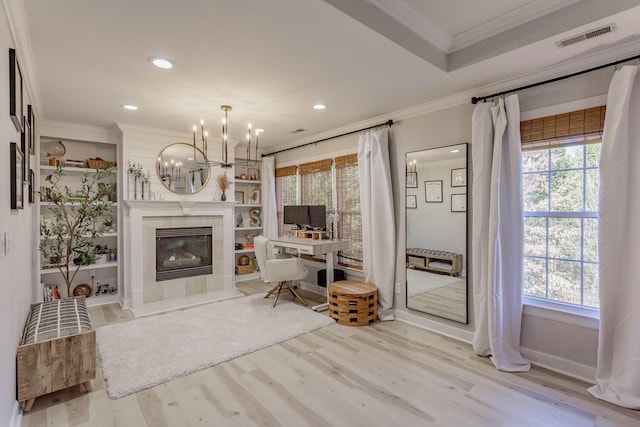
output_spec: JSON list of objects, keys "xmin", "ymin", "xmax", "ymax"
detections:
[{"xmin": 122, "ymin": 200, "xmax": 235, "ymax": 311}]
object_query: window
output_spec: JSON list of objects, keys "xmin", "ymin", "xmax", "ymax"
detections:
[
  {"xmin": 521, "ymin": 106, "xmax": 605, "ymax": 310},
  {"xmin": 335, "ymin": 154, "xmax": 362, "ymax": 268},
  {"xmin": 275, "ymin": 154, "xmax": 363, "ymax": 269},
  {"xmin": 275, "ymin": 166, "xmax": 297, "ymax": 237}
]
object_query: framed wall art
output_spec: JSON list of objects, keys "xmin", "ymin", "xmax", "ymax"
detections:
[
  {"xmin": 406, "ymin": 171, "xmax": 417, "ymax": 188},
  {"xmin": 247, "ymin": 168, "xmax": 260, "ymax": 181},
  {"xmin": 451, "ymin": 194, "xmax": 467, "ymax": 212},
  {"xmin": 9, "ymin": 48, "xmax": 23, "ymax": 133},
  {"xmin": 10, "ymin": 142, "xmax": 24, "ymax": 210},
  {"xmin": 28, "ymin": 169, "xmax": 35, "ymax": 204},
  {"xmin": 451, "ymin": 168, "xmax": 467, "ymax": 187},
  {"xmin": 28, "ymin": 105, "xmax": 35, "ymax": 155},
  {"xmin": 406, "ymin": 194, "xmax": 417, "ymax": 209},
  {"xmin": 21, "ymin": 115, "xmax": 30, "ymax": 177},
  {"xmin": 425, "ymin": 180, "xmax": 443, "ymax": 203}
]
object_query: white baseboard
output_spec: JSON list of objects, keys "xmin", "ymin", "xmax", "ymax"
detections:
[
  {"xmin": 9, "ymin": 401, "xmax": 22, "ymax": 427},
  {"xmin": 521, "ymin": 346, "xmax": 596, "ymax": 384},
  {"xmin": 394, "ymin": 309, "xmax": 474, "ymax": 343},
  {"xmin": 394, "ymin": 310, "xmax": 596, "ymax": 384}
]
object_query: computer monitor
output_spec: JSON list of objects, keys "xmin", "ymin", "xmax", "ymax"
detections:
[
  {"xmin": 283, "ymin": 205, "xmax": 308, "ymax": 229},
  {"xmin": 307, "ymin": 205, "xmax": 326, "ymax": 229}
]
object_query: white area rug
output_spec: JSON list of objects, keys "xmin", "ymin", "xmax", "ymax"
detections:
[
  {"xmin": 407, "ymin": 268, "xmax": 465, "ymax": 297},
  {"xmin": 96, "ymin": 294, "xmax": 334, "ymax": 399}
]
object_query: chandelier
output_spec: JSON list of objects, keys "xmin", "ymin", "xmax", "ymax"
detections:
[{"xmin": 192, "ymin": 105, "xmax": 261, "ymax": 168}]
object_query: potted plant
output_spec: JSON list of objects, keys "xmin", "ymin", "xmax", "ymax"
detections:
[
  {"xmin": 39, "ymin": 166, "xmax": 116, "ymax": 297},
  {"xmin": 216, "ymin": 172, "xmax": 231, "ymax": 201}
]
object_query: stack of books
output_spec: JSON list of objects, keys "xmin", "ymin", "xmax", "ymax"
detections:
[{"xmin": 42, "ymin": 285, "xmax": 62, "ymax": 301}]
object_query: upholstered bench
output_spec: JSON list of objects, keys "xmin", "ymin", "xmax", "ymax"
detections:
[
  {"xmin": 406, "ymin": 248, "xmax": 463, "ymax": 276},
  {"xmin": 17, "ymin": 296, "xmax": 96, "ymax": 411}
]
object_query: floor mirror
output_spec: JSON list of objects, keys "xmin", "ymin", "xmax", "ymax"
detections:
[{"xmin": 405, "ymin": 143, "xmax": 468, "ymax": 324}]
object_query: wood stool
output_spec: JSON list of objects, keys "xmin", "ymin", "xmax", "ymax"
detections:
[{"xmin": 328, "ymin": 280, "xmax": 378, "ymax": 326}]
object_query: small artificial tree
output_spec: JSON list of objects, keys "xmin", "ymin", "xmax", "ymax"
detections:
[{"xmin": 39, "ymin": 166, "xmax": 116, "ymax": 297}]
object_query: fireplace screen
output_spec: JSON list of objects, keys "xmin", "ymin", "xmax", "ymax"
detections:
[{"xmin": 156, "ymin": 227, "xmax": 212, "ymax": 281}]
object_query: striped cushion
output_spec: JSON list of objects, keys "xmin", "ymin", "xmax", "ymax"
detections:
[{"xmin": 21, "ymin": 298, "xmax": 92, "ymax": 345}]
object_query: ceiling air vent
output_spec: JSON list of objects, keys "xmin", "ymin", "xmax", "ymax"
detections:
[
  {"xmin": 289, "ymin": 128, "xmax": 306, "ymax": 134},
  {"xmin": 556, "ymin": 23, "xmax": 616, "ymax": 48}
]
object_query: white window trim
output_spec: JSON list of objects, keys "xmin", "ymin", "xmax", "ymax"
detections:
[{"xmin": 523, "ymin": 296, "xmax": 599, "ymax": 330}]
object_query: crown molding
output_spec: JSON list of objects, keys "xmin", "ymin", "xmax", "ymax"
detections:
[
  {"xmin": 2, "ymin": 0, "xmax": 43, "ymax": 115},
  {"xmin": 366, "ymin": 0, "xmax": 451, "ymax": 52},
  {"xmin": 451, "ymin": 0, "xmax": 582, "ymax": 52}
]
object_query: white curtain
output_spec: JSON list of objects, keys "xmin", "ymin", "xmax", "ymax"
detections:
[
  {"xmin": 358, "ymin": 128, "xmax": 395, "ymax": 320},
  {"xmin": 471, "ymin": 95, "xmax": 530, "ymax": 372},
  {"xmin": 588, "ymin": 65, "xmax": 640, "ymax": 409},
  {"xmin": 261, "ymin": 156, "xmax": 278, "ymax": 239}
]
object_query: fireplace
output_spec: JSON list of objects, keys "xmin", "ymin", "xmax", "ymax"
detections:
[{"xmin": 156, "ymin": 226, "xmax": 212, "ymax": 281}]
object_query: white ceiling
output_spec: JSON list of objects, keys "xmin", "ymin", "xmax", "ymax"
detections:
[{"xmin": 20, "ymin": 0, "xmax": 640, "ymax": 152}]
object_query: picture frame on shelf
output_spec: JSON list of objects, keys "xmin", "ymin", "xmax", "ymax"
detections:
[
  {"xmin": 406, "ymin": 171, "xmax": 417, "ymax": 188},
  {"xmin": 451, "ymin": 168, "xmax": 467, "ymax": 187},
  {"xmin": 235, "ymin": 191, "xmax": 244, "ymax": 204},
  {"xmin": 10, "ymin": 142, "xmax": 24, "ymax": 210},
  {"xmin": 406, "ymin": 194, "xmax": 417, "ymax": 209},
  {"xmin": 250, "ymin": 188, "xmax": 261, "ymax": 204},
  {"xmin": 9, "ymin": 48, "xmax": 23, "ymax": 133},
  {"xmin": 247, "ymin": 168, "xmax": 260, "ymax": 180},
  {"xmin": 425, "ymin": 180, "xmax": 443, "ymax": 203},
  {"xmin": 451, "ymin": 194, "xmax": 467, "ymax": 212}
]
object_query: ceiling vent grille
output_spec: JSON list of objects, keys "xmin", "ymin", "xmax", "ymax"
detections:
[
  {"xmin": 556, "ymin": 23, "xmax": 616, "ymax": 48},
  {"xmin": 289, "ymin": 128, "xmax": 306, "ymax": 134}
]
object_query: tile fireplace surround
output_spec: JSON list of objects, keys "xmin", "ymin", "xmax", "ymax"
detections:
[{"xmin": 124, "ymin": 200, "xmax": 240, "ymax": 316}]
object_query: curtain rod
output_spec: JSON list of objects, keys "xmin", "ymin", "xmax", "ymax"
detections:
[
  {"xmin": 262, "ymin": 119, "xmax": 393, "ymax": 157},
  {"xmin": 471, "ymin": 53, "xmax": 640, "ymax": 104}
]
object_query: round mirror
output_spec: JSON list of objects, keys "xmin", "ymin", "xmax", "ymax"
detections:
[{"xmin": 156, "ymin": 143, "xmax": 210, "ymax": 194}]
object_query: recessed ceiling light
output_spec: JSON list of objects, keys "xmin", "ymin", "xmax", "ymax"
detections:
[
  {"xmin": 313, "ymin": 104, "xmax": 326, "ymax": 110},
  {"xmin": 121, "ymin": 104, "xmax": 138, "ymax": 111},
  {"xmin": 450, "ymin": 149, "xmax": 460, "ymax": 153},
  {"xmin": 149, "ymin": 57, "xmax": 174, "ymax": 69}
]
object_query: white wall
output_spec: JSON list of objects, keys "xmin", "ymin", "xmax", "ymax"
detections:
[{"xmin": 1, "ymin": 2, "xmax": 38, "ymax": 425}]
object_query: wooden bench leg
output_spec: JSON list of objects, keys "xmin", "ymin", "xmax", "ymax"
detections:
[
  {"xmin": 23, "ymin": 398, "xmax": 36, "ymax": 412},
  {"xmin": 80, "ymin": 381, "xmax": 93, "ymax": 393}
]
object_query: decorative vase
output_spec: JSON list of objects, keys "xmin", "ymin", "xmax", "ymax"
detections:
[{"xmin": 221, "ymin": 191, "xmax": 227, "ymax": 201}]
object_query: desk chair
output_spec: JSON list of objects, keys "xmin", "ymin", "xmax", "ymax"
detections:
[{"xmin": 254, "ymin": 235, "xmax": 308, "ymax": 308}]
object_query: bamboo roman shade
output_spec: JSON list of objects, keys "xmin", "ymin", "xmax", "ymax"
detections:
[
  {"xmin": 275, "ymin": 165, "xmax": 297, "ymax": 177},
  {"xmin": 520, "ymin": 106, "xmax": 606, "ymax": 144},
  {"xmin": 299, "ymin": 159, "xmax": 332, "ymax": 175}
]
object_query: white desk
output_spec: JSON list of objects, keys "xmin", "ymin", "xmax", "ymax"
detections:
[{"xmin": 270, "ymin": 237, "xmax": 349, "ymax": 311}]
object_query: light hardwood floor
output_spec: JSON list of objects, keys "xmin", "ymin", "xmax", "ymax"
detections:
[{"xmin": 21, "ymin": 282, "xmax": 640, "ymax": 426}]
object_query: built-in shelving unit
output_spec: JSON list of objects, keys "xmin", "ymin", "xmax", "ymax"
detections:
[
  {"xmin": 38, "ymin": 137, "xmax": 120, "ymax": 306},
  {"xmin": 233, "ymin": 163, "xmax": 263, "ymax": 283}
]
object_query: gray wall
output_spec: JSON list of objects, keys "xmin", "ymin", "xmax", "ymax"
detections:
[{"xmin": 1, "ymin": 4, "xmax": 39, "ymax": 424}]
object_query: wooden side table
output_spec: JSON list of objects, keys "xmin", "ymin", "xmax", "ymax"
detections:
[{"xmin": 328, "ymin": 280, "xmax": 378, "ymax": 326}]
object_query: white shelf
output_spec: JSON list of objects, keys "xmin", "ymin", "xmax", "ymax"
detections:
[
  {"xmin": 235, "ymin": 272, "xmax": 261, "ymax": 282},
  {"xmin": 235, "ymin": 249, "xmax": 255, "ymax": 254},
  {"xmin": 234, "ymin": 226, "xmax": 262, "ymax": 231},
  {"xmin": 41, "ymin": 261, "xmax": 118, "ymax": 274},
  {"xmin": 235, "ymin": 204, "xmax": 261, "ymax": 208},
  {"xmin": 235, "ymin": 179, "xmax": 261, "ymax": 185},
  {"xmin": 86, "ymin": 293, "xmax": 119, "ymax": 307},
  {"xmin": 40, "ymin": 165, "xmax": 117, "ymax": 174},
  {"xmin": 41, "ymin": 201, "xmax": 118, "ymax": 207}
]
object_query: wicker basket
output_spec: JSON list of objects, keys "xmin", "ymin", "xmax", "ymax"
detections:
[{"xmin": 86, "ymin": 159, "xmax": 115, "ymax": 169}]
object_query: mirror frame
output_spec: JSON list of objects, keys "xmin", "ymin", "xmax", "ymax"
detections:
[
  {"xmin": 156, "ymin": 142, "xmax": 211, "ymax": 194},
  {"xmin": 405, "ymin": 143, "xmax": 468, "ymax": 324}
]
